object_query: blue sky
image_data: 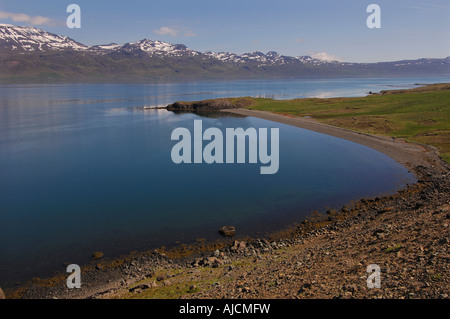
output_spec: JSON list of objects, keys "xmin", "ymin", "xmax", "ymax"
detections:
[{"xmin": 0, "ymin": 0, "xmax": 449, "ymax": 62}]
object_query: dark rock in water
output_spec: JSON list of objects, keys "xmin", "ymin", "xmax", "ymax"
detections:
[
  {"xmin": 92, "ymin": 251, "xmax": 104, "ymax": 260},
  {"xmin": 219, "ymin": 225, "xmax": 236, "ymax": 237},
  {"xmin": 167, "ymin": 98, "xmax": 253, "ymax": 111}
]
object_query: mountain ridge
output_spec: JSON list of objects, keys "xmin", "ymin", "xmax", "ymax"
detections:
[
  {"xmin": 0, "ymin": 24, "xmax": 329, "ymax": 64},
  {"xmin": 1, "ymin": 24, "xmax": 449, "ymax": 83}
]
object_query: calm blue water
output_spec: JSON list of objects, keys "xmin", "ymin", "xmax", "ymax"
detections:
[{"xmin": 1, "ymin": 77, "xmax": 446, "ymax": 286}]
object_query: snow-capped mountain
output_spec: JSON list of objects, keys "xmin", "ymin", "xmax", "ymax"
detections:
[
  {"xmin": 203, "ymin": 50, "xmax": 337, "ymax": 66},
  {"xmin": 0, "ymin": 24, "xmax": 88, "ymax": 52},
  {"xmin": 0, "ymin": 24, "xmax": 326, "ymax": 64},
  {"xmin": 118, "ymin": 39, "xmax": 201, "ymax": 57},
  {"xmin": 0, "ymin": 24, "xmax": 198, "ymax": 56},
  {"xmin": 1, "ymin": 24, "xmax": 449, "ymax": 83}
]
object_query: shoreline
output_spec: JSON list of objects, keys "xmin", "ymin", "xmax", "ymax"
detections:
[
  {"xmin": 5, "ymin": 107, "xmax": 449, "ymax": 299},
  {"xmin": 222, "ymin": 108, "xmax": 447, "ymax": 174}
]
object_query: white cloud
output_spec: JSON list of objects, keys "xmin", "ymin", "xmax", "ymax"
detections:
[
  {"xmin": 0, "ymin": 11, "xmax": 56, "ymax": 26},
  {"xmin": 310, "ymin": 51, "xmax": 343, "ymax": 62},
  {"xmin": 154, "ymin": 26, "xmax": 180, "ymax": 36},
  {"xmin": 154, "ymin": 26, "xmax": 197, "ymax": 37},
  {"xmin": 295, "ymin": 38, "xmax": 303, "ymax": 43}
]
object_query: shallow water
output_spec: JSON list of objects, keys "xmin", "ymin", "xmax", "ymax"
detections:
[{"xmin": 1, "ymin": 77, "xmax": 443, "ymax": 285}]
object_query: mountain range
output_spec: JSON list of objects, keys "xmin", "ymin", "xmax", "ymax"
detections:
[{"xmin": 1, "ymin": 24, "xmax": 449, "ymax": 83}]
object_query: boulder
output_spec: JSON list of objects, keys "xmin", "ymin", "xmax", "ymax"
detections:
[
  {"xmin": 231, "ymin": 240, "xmax": 247, "ymax": 251},
  {"xmin": 219, "ymin": 225, "xmax": 236, "ymax": 237},
  {"xmin": 92, "ymin": 251, "xmax": 104, "ymax": 260}
]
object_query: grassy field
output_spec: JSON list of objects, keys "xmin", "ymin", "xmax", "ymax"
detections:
[{"xmin": 243, "ymin": 83, "xmax": 450, "ymax": 163}]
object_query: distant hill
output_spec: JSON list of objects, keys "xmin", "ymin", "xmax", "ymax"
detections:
[{"xmin": 1, "ymin": 24, "xmax": 449, "ymax": 83}]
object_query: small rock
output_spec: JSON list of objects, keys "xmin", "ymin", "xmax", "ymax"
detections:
[
  {"xmin": 297, "ymin": 282, "xmax": 312, "ymax": 293},
  {"xmin": 219, "ymin": 225, "xmax": 236, "ymax": 237},
  {"xmin": 0, "ymin": 287, "xmax": 5, "ymax": 299},
  {"xmin": 377, "ymin": 207, "xmax": 392, "ymax": 215},
  {"xmin": 189, "ymin": 285, "xmax": 197, "ymax": 291},
  {"xmin": 343, "ymin": 284, "xmax": 357, "ymax": 292},
  {"xmin": 203, "ymin": 256, "xmax": 223, "ymax": 267},
  {"xmin": 92, "ymin": 251, "xmax": 104, "ymax": 260},
  {"xmin": 238, "ymin": 241, "xmax": 247, "ymax": 250},
  {"xmin": 157, "ymin": 274, "xmax": 167, "ymax": 281},
  {"xmin": 129, "ymin": 283, "xmax": 152, "ymax": 292},
  {"xmin": 191, "ymin": 259, "xmax": 201, "ymax": 268},
  {"xmin": 231, "ymin": 240, "xmax": 246, "ymax": 251}
]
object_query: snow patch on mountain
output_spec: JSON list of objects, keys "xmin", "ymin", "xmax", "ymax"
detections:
[
  {"xmin": 0, "ymin": 24, "xmax": 87, "ymax": 52},
  {"xmin": 121, "ymin": 39, "xmax": 200, "ymax": 57}
]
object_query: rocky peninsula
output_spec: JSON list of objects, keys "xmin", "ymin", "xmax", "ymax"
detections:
[{"xmin": 166, "ymin": 97, "xmax": 253, "ymax": 111}]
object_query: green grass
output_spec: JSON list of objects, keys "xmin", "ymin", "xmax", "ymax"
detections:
[
  {"xmin": 115, "ymin": 258, "xmax": 258, "ymax": 299},
  {"xmin": 122, "ymin": 267, "xmax": 217, "ymax": 299},
  {"xmin": 244, "ymin": 84, "xmax": 450, "ymax": 163},
  {"xmin": 385, "ymin": 244, "xmax": 403, "ymax": 253},
  {"xmin": 430, "ymin": 273, "xmax": 443, "ymax": 281}
]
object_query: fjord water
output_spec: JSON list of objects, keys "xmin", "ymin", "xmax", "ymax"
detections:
[{"xmin": 2, "ymin": 78, "xmax": 446, "ymax": 286}]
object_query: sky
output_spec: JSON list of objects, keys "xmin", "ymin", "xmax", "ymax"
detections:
[{"xmin": 0, "ymin": 0, "xmax": 449, "ymax": 63}]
